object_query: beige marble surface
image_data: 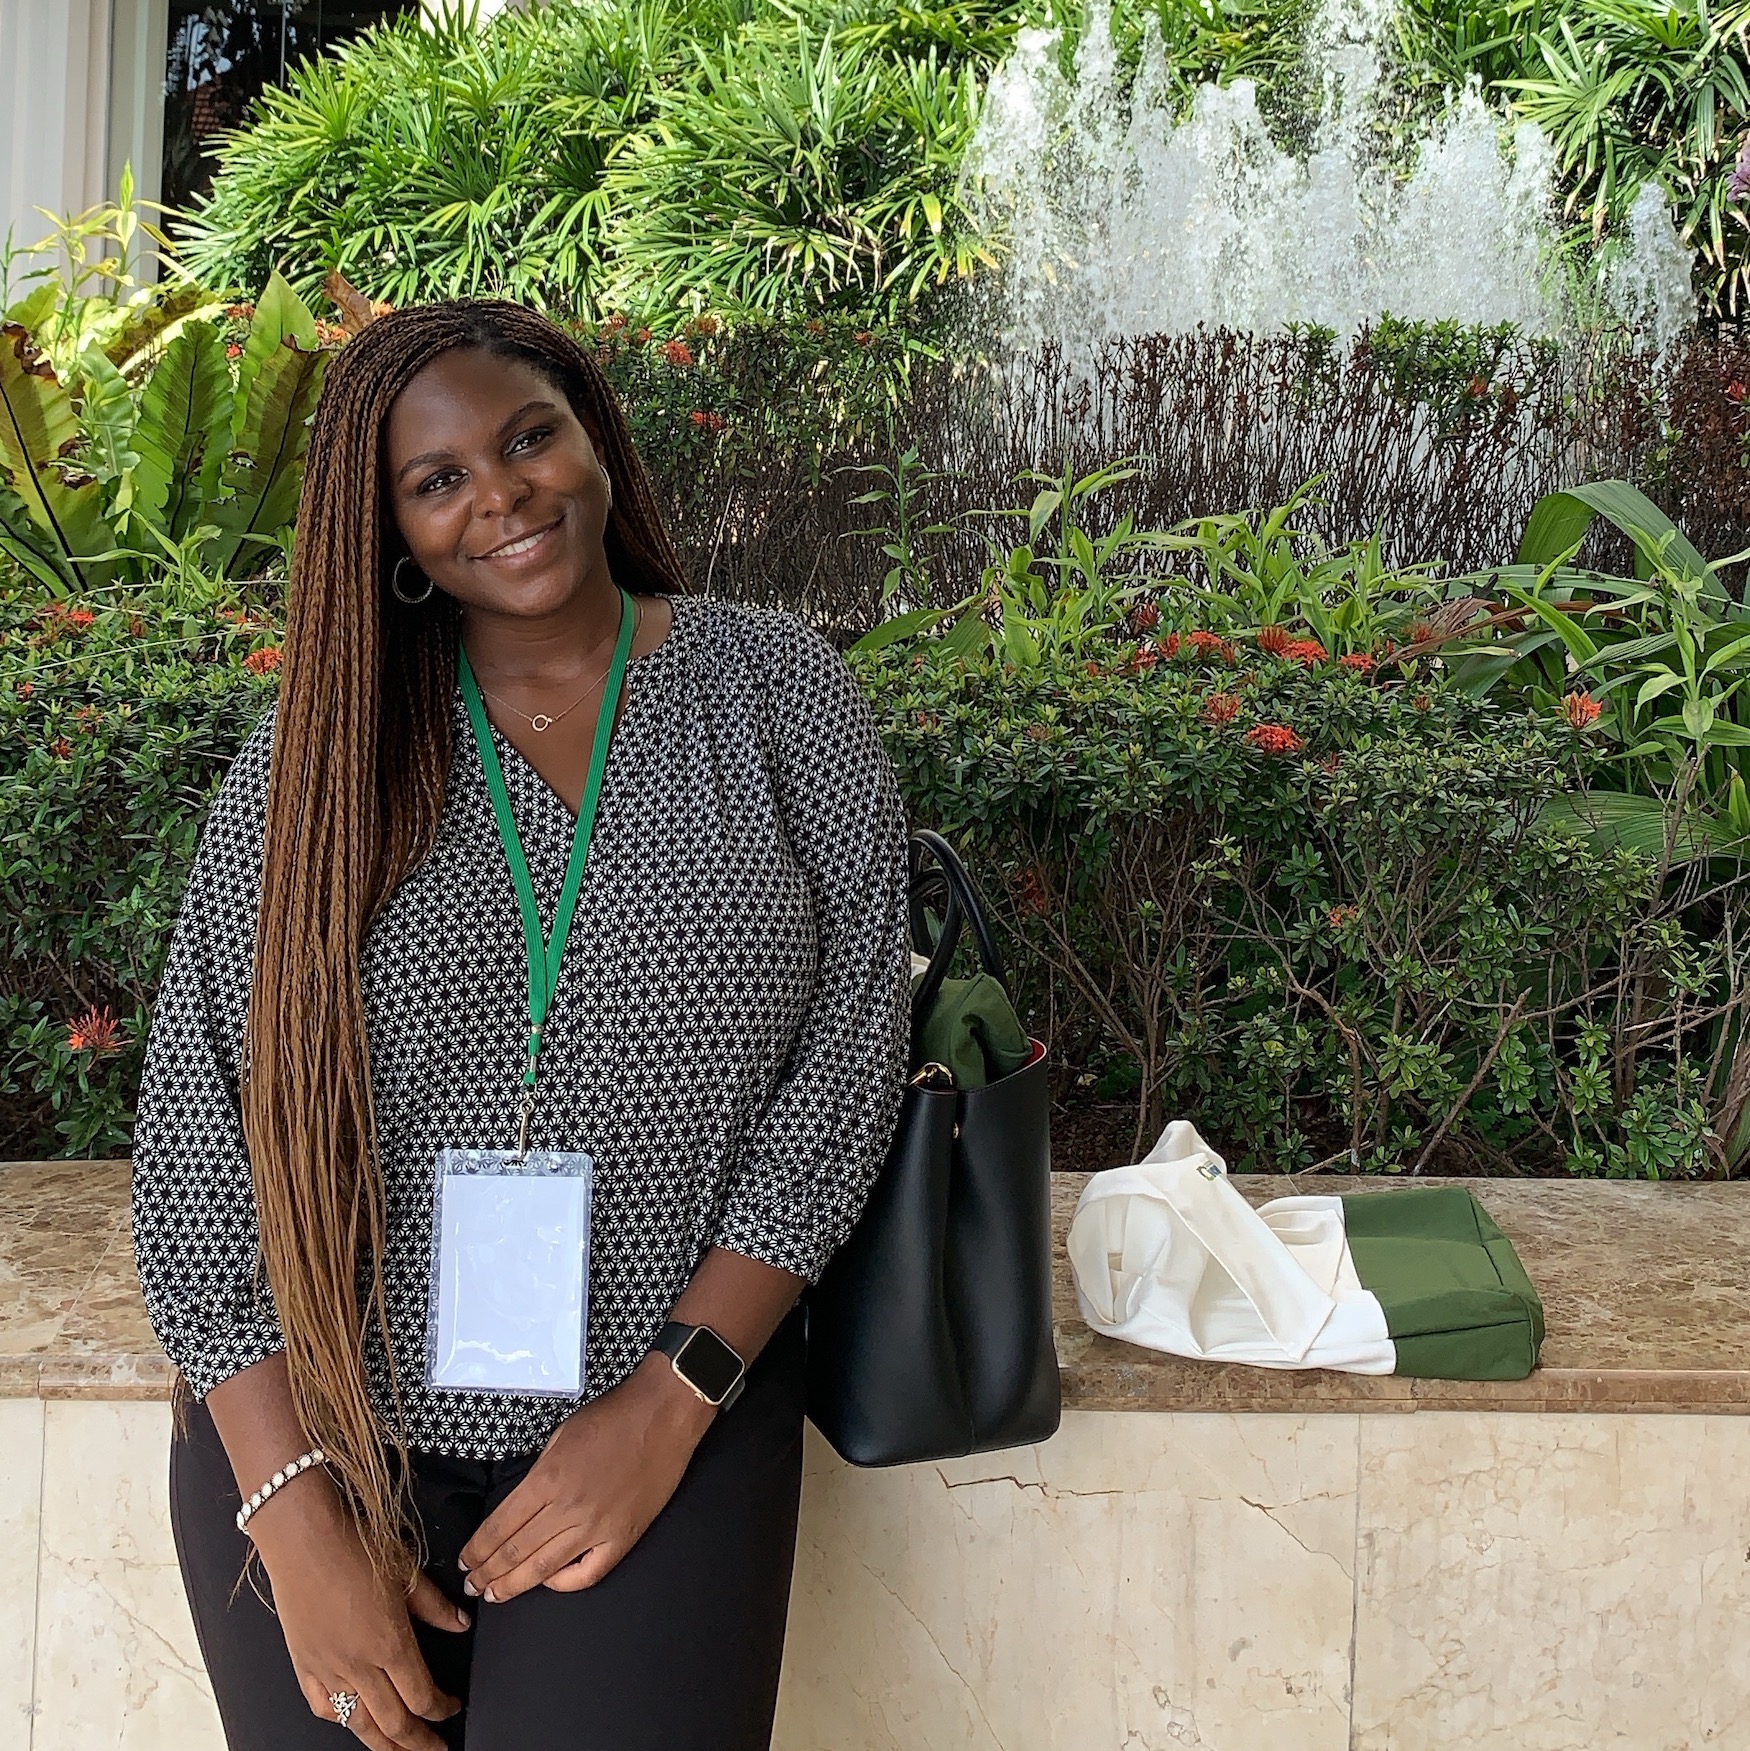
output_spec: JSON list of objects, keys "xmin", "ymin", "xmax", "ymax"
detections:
[
  {"xmin": 777, "ymin": 1414, "xmax": 1358, "ymax": 1751},
  {"xmin": 1350, "ymin": 1413, "xmax": 1750, "ymax": 1751},
  {"xmin": 6, "ymin": 1157, "xmax": 1749, "ymax": 1412},
  {"xmin": 9, "ymin": 1401, "xmax": 1750, "ymax": 1751},
  {"xmin": 32, "ymin": 1401, "xmax": 218, "ymax": 1751},
  {"xmin": 0, "ymin": 1398, "xmax": 44, "ymax": 1744}
]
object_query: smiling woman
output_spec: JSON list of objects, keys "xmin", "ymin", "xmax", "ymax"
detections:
[{"xmin": 129, "ymin": 300, "xmax": 912, "ymax": 1751}]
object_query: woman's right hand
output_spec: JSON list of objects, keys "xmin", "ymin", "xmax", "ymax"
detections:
[{"xmin": 247, "ymin": 1476, "xmax": 467, "ymax": 1750}]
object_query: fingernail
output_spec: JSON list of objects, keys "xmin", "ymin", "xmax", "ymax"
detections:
[
  {"xmin": 456, "ymin": 1608, "xmax": 471, "ymax": 1630},
  {"xmin": 456, "ymin": 1557, "xmax": 469, "ymax": 1573},
  {"xmin": 462, "ymin": 1577, "xmax": 479, "ymax": 1598},
  {"xmin": 483, "ymin": 1587, "xmax": 499, "ymax": 1604}
]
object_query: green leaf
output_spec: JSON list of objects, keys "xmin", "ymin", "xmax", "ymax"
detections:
[
  {"xmin": 1540, "ymin": 792, "xmax": 1713, "ymax": 861},
  {"xmin": 849, "ymin": 605, "xmax": 949, "ymax": 652},
  {"xmin": 132, "ymin": 321, "xmax": 232, "ymax": 539},
  {"xmin": 0, "ymin": 322, "xmax": 116, "ymax": 590},
  {"xmin": 1518, "ymin": 480, "xmax": 1713, "ymax": 592},
  {"xmin": 203, "ymin": 340, "xmax": 326, "ymax": 576},
  {"xmin": 233, "ymin": 269, "xmax": 319, "ymax": 448},
  {"xmin": 75, "ymin": 347, "xmax": 139, "ymax": 483}
]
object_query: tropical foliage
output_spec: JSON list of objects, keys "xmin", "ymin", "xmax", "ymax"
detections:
[{"xmin": 0, "ymin": 272, "xmax": 328, "ymax": 595}]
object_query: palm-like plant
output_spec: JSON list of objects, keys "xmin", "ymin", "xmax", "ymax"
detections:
[
  {"xmin": 605, "ymin": 29, "xmax": 992, "ymax": 317},
  {"xmin": 1502, "ymin": 0, "xmax": 1750, "ymax": 318}
]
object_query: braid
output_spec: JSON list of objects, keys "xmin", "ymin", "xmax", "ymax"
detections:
[{"xmin": 240, "ymin": 299, "xmax": 690, "ymax": 1583}]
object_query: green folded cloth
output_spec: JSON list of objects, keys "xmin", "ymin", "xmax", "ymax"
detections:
[
  {"xmin": 910, "ymin": 967, "xmax": 1032, "ymax": 1089},
  {"xmin": 1341, "ymin": 1187, "xmax": 1546, "ymax": 1380}
]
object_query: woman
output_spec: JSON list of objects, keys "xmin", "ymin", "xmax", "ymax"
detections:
[{"xmin": 130, "ymin": 300, "xmax": 913, "ymax": 1751}]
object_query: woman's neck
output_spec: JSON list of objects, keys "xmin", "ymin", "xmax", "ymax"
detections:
[{"xmin": 458, "ymin": 576, "xmax": 626, "ymax": 691}]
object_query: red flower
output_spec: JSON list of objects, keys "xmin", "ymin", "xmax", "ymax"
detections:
[
  {"xmin": 66, "ymin": 1003, "xmax": 124, "ymax": 1055},
  {"xmin": 49, "ymin": 737, "xmax": 72, "ymax": 759},
  {"xmin": 1562, "ymin": 691, "xmax": 1603, "ymax": 729},
  {"xmin": 804, "ymin": 319, "xmax": 826, "ymax": 337},
  {"xmin": 1188, "ymin": 630, "xmax": 1235, "ymax": 663},
  {"xmin": 16, "ymin": 680, "xmax": 33, "ymax": 699},
  {"xmin": 688, "ymin": 409, "xmax": 727, "ymax": 433},
  {"xmin": 1284, "ymin": 638, "xmax": 1327, "ymax": 666},
  {"xmin": 1339, "ymin": 652, "xmax": 1374, "ymax": 674},
  {"xmin": 854, "ymin": 331, "xmax": 873, "ymax": 347},
  {"xmin": 1156, "ymin": 632, "xmax": 1181, "ymax": 659},
  {"xmin": 1012, "ymin": 865, "xmax": 1052, "ymax": 917},
  {"xmin": 1128, "ymin": 646, "xmax": 1159, "ymax": 674},
  {"xmin": 1406, "ymin": 621, "xmax": 1433, "ymax": 646},
  {"xmin": 1128, "ymin": 602, "xmax": 1161, "ymax": 635},
  {"xmin": 1464, "ymin": 375, "xmax": 1489, "ymax": 399},
  {"xmin": 244, "ymin": 647, "xmax": 282, "ymax": 675},
  {"xmin": 1320, "ymin": 751, "xmax": 1342, "ymax": 774},
  {"xmin": 1257, "ymin": 624, "xmax": 1292, "ymax": 657},
  {"xmin": 1245, "ymin": 723, "xmax": 1304, "ymax": 755},
  {"xmin": 1726, "ymin": 380, "xmax": 1746, "ymax": 405},
  {"xmin": 1327, "ymin": 904, "xmax": 1358, "ymax": 928},
  {"xmin": 224, "ymin": 303, "xmax": 255, "ymax": 320},
  {"xmin": 661, "ymin": 338, "xmax": 695, "ymax": 368},
  {"xmin": 634, "ymin": 327, "xmax": 652, "ymax": 343},
  {"xmin": 73, "ymin": 704, "xmax": 100, "ymax": 729},
  {"xmin": 1085, "ymin": 660, "xmax": 1103, "ymax": 677},
  {"xmin": 226, "ymin": 342, "xmax": 242, "ymax": 358},
  {"xmin": 128, "ymin": 615, "xmax": 146, "ymax": 637},
  {"xmin": 1201, "ymin": 692, "xmax": 1241, "ymax": 726}
]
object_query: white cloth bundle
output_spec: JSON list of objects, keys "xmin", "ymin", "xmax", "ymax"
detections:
[{"xmin": 1065, "ymin": 1120, "xmax": 1395, "ymax": 1373}]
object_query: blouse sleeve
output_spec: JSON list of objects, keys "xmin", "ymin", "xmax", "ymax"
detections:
[
  {"xmin": 709, "ymin": 612, "xmax": 913, "ymax": 1284},
  {"xmin": 129, "ymin": 704, "xmax": 284, "ymax": 1398}
]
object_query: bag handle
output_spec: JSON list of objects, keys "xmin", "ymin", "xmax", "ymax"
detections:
[{"xmin": 909, "ymin": 829, "xmax": 1010, "ymax": 1063}]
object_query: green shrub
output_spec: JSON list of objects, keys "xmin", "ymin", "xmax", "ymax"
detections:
[
  {"xmin": 854, "ymin": 631, "xmax": 1749, "ymax": 1176},
  {"xmin": 0, "ymin": 568, "xmax": 278, "ymax": 1158}
]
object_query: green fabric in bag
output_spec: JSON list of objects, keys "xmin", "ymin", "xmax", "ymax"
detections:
[
  {"xmin": 911, "ymin": 969, "xmax": 1032, "ymax": 1090},
  {"xmin": 1340, "ymin": 1187, "xmax": 1546, "ymax": 1381}
]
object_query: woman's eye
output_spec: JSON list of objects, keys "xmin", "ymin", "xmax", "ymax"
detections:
[
  {"xmin": 509, "ymin": 426, "xmax": 552, "ymax": 453},
  {"xmin": 417, "ymin": 469, "xmax": 461, "ymax": 496}
]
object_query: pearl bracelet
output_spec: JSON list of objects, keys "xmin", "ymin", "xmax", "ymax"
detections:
[{"xmin": 235, "ymin": 1448, "xmax": 326, "ymax": 1535}]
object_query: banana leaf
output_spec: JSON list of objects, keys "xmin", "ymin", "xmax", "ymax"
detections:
[
  {"xmin": 0, "ymin": 322, "xmax": 116, "ymax": 591},
  {"xmin": 202, "ymin": 339, "xmax": 326, "ymax": 575},
  {"xmin": 132, "ymin": 321, "xmax": 232, "ymax": 541},
  {"xmin": 1518, "ymin": 480, "xmax": 1716, "ymax": 598},
  {"xmin": 1540, "ymin": 791, "xmax": 1714, "ymax": 862}
]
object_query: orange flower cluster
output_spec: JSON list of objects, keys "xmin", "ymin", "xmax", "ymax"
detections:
[
  {"xmin": 1201, "ymin": 692, "xmax": 1241, "ymax": 726},
  {"xmin": 1327, "ymin": 904, "xmax": 1358, "ymax": 928},
  {"xmin": 16, "ymin": 680, "xmax": 33, "ymax": 699},
  {"xmin": 1562, "ymin": 691, "xmax": 1603, "ymax": 729},
  {"xmin": 689, "ymin": 409, "xmax": 727, "ymax": 433},
  {"xmin": 661, "ymin": 338, "xmax": 695, "ymax": 368},
  {"xmin": 66, "ymin": 1003, "xmax": 123, "ymax": 1055},
  {"xmin": 1187, "ymin": 630, "xmax": 1235, "ymax": 662},
  {"xmin": 49, "ymin": 737, "xmax": 71, "ymax": 759},
  {"xmin": 1257, "ymin": 624, "xmax": 1292, "ymax": 656},
  {"xmin": 1339, "ymin": 652, "xmax": 1374, "ymax": 674},
  {"xmin": 1245, "ymin": 723, "xmax": 1304, "ymax": 754},
  {"xmin": 244, "ymin": 647, "xmax": 283, "ymax": 675},
  {"xmin": 36, "ymin": 604, "xmax": 95, "ymax": 641},
  {"xmin": 1128, "ymin": 602, "xmax": 1161, "ymax": 635}
]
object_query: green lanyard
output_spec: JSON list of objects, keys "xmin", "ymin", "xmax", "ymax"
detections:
[{"xmin": 457, "ymin": 585, "xmax": 636, "ymax": 1157}]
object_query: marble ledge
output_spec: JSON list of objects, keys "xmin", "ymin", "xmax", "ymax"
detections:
[{"xmin": 3, "ymin": 1157, "xmax": 1749, "ymax": 1414}]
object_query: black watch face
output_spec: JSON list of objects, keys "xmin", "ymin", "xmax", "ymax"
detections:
[{"xmin": 679, "ymin": 1327, "xmax": 744, "ymax": 1402}]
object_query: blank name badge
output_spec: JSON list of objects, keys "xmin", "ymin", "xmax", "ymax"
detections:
[{"xmin": 426, "ymin": 1147, "xmax": 592, "ymax": 1396}]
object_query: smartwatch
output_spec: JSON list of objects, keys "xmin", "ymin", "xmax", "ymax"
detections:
[{"xmin": 654, "ymin": 1321, "xmax": 747, "ymax": 1411}]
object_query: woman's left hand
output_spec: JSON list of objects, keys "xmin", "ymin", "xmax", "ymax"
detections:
[{"xmin": 458, "ymin": 1356, "xmax": 715, "ymax": 1602}]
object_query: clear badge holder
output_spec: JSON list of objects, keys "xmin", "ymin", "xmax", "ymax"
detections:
[{"xmin": 425, "ymin": 1145, "xmax": 592, "ymax": 1397}]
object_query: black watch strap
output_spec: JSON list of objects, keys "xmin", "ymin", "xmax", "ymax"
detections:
[{"xmin": 654, "ymin": 1321, "xmax": 747, "ymax": 1411}]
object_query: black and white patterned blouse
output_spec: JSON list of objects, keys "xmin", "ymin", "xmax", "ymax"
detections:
[{"xmin": 130, "ymin": 592, "xmax": 913, "ymax": 1459}]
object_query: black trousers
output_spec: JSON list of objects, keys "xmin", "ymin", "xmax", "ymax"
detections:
[{"xmin": 170, "ymin": 1311, "xmax": 806, "ymax": 1750}]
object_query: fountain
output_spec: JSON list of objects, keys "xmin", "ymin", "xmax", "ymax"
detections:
[{"xmin": 963, "ymin": 0, "xmax": 1694, "ymax": 356}]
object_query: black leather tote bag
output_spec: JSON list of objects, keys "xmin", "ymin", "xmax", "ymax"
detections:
[{"xmin": 804, "ymin": 829, "xmax": 1062, "ymax": 1467}]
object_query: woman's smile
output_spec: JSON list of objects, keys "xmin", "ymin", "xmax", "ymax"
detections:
[{"xmin": 472, "ymin": 515, "xmax": 564, "ymax": 565}]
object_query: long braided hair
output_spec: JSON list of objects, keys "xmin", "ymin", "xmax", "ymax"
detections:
[{"xmin": 239, "ymin": 300, "xmax": 689, "ymax": 1580}]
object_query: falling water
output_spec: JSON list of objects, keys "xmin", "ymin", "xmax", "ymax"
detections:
[{"xmin": 964, "ymin": 0, "xmax": 1694, "ymax": 356}]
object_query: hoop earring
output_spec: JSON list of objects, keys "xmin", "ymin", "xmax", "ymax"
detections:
[
  {"xmin": 601, "ymin": 468, "xmax": 613, "ymax": 509},
  {"xmin": 391, "ymin": 556, "xmax": 434, "ymax": 605}
]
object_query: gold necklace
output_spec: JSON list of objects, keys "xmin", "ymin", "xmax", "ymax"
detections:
[{"xmin": 474, "ymin": 597, "xmax": 640, "ymax": 733}]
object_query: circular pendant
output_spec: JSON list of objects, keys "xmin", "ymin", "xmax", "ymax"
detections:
[{"xmin": 530, "ymin": 714, "xmax": 553, "ymax": 732}]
